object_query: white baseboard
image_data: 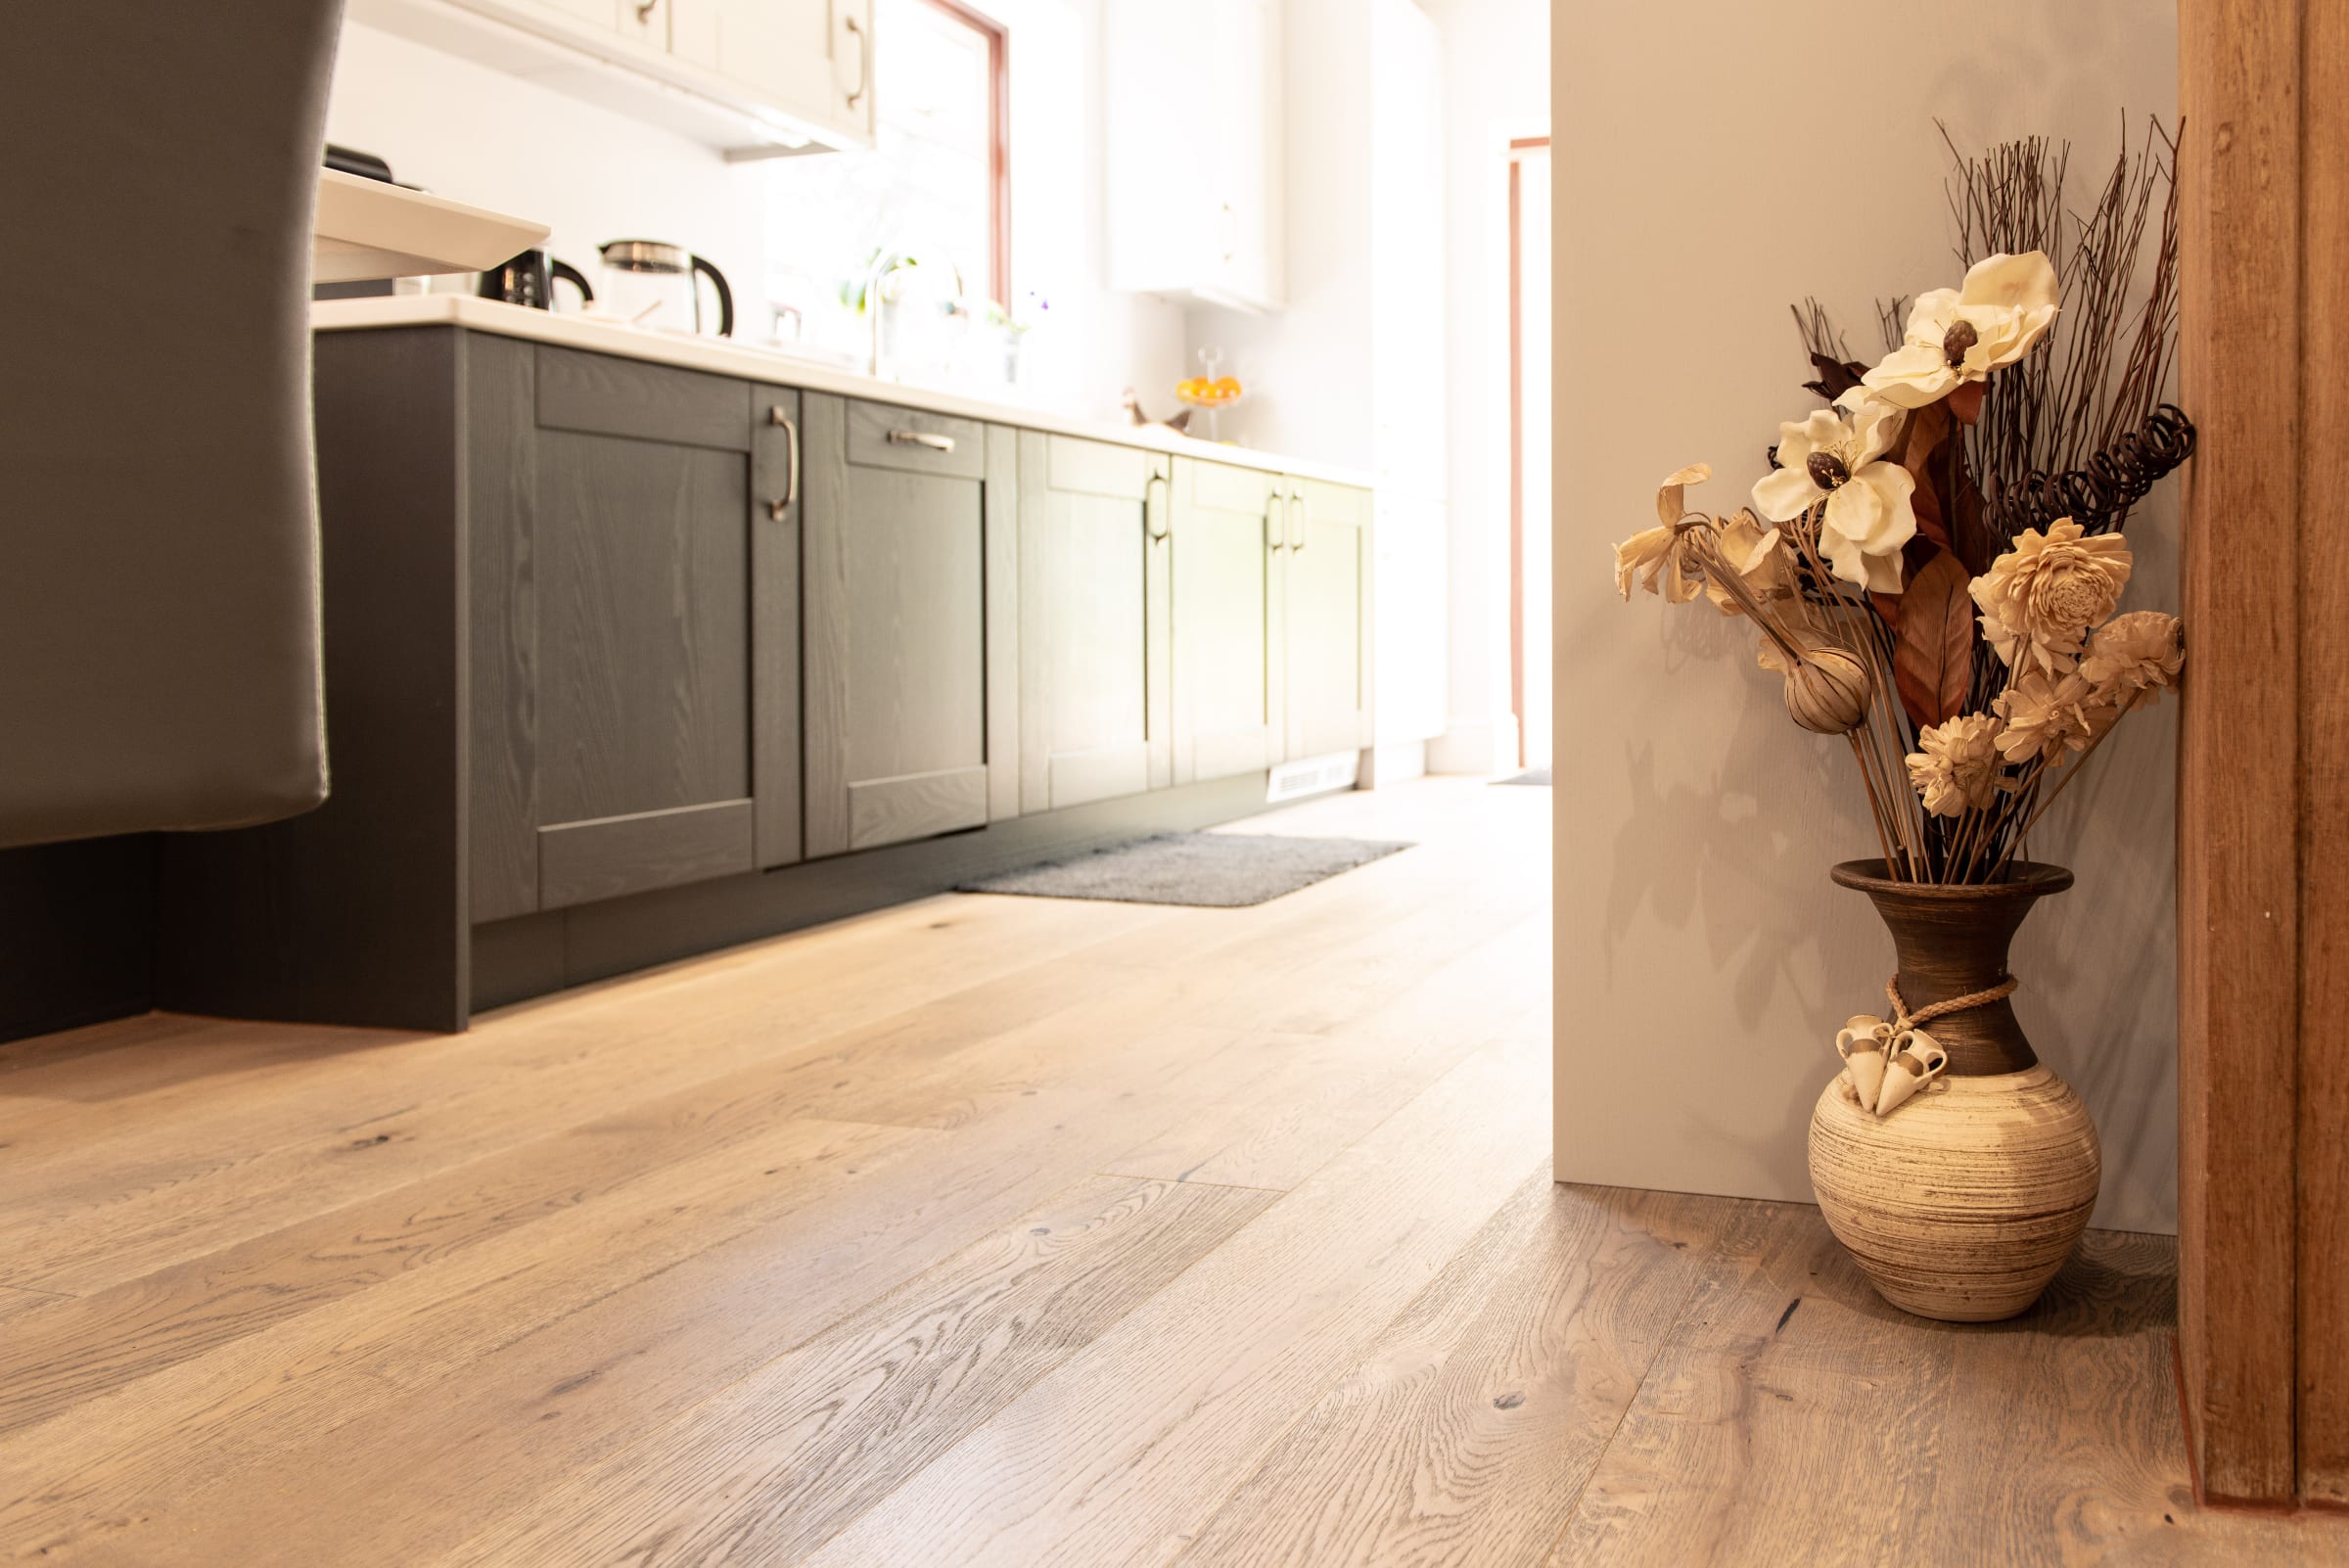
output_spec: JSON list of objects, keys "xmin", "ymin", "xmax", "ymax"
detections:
[
  {"xmin": 1357, "ymin": 740, "xmax": 1427, "ymax": 789},
  {"xmin": 1425, "ymin": 715, "xmax": 1519, "ymax": 776}
]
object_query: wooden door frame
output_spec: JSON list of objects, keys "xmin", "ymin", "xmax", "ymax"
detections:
[
  {"xmin": 2175, "ymin": 0, "xmax": 2348, "ymax": 1509},
  {"xmin": 1506, "ymin": 135, "xmax": 1548, "ymax": 769}
]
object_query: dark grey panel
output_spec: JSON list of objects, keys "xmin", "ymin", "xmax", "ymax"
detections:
[
  {"xmin": 465, "ymin": 334, "xmax": 541, "ymax": 924},
  {"xmin": 537, "ymin": 432, "xmax": 751, "ymax": 826},
  {"xmin": 802, "ymin": 393, "xmax": 852, "ymax": 857},
  {"xmin": 0, "ymin": 835, "xmax": 156, "ymax": 1044},
  {"xmin": 470, "ymin": 906, "xmax": 566, "ymax": 1015},
  {"xmin": 155, "ymin": 327, "xmax": 468, "ymax": 1033},
  {"xmin": 751, "ymin": 392, "xmax": 804, "ymax": 870},
  {"xmin": 983, "ymin": 423, "xmax": 1020, "ymax": 822},
  {"xmin": 535, "ymin": 346, "xmax": 755, "ymax": 451},
  {"xmin": 473, "ymin": 770, "xmax": 1273, "ymax": 1010}
]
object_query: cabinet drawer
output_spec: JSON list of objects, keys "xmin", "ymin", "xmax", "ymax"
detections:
[
  {"xmin": 537, "ymin": 346, "xmax": 753, "ymax": 451},
  {"xmin": 846, "ymin": 400, "xmax": 987, "ymax": 479}
]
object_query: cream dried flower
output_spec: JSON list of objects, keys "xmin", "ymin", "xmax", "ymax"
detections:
[
  {"xmin": 1750, "ymin": 392, "xmax": 1916, "ymax": 594},
  {"xmin": 1613, "ymin": 526, "xmax": 1701, "ymax": 603},
  {"xmin": 2080, "ymin": 609, "xmax": 2184, "ymax": 712},
  {"xmin": 1970, "ymin": 519, "xmax": 2134, "ymax": 676},
  {"xmin": 1613, "ymin": 464, "xmax": 1712, "ymax": 603},
  {"xmin": 1906, "ymin": 714, "xmax": 2004, "ymax": 817},
  {"xmin": 1992, "ymin": 669, "xmax": 2105, "ymax": 766},
  {"xmin": 1703, "ymin": 509, "xmax": 1796, "ymax": 617},
  {"xmin": 1862, "ymin": 252, "xmax": 2060, "ymax": 409}
]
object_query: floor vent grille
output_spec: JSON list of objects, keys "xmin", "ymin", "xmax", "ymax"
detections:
[{"xmin": 1266, "ymin": 752, "xmax": 1361, "ymax": 804}]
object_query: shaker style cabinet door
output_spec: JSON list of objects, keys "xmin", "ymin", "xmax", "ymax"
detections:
[
  {"xmin": 669, "ymin": 0, "xmax": 843, "ymax": 132},
  {"xmin": 1281, "ymin": 476, "xmax": 1375, "ymax": 760},
  {"xmin": 1017, "ymin": 434, "xmax": 1174, "ymax": 812},
  {"xmin": 491, "ymin": 346, "xmax": 780, "ymax": 913},
  {"xmin": 801, "ymin": 394, "xmax": 995, "ymax": 856},
  {"xmin": 1170, "ymin": 457, "xmax": 1283, "ymax": 783}
]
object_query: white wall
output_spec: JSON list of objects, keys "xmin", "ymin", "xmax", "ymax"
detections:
[
  {"xmin": 324, "ymin": 8, "xmax": 1183, "ymax": 425},
  {"xmin": 1550, "ymin": 0, "xmax": 2182, "ymax": 1233},
  {"xmin": 1185, "ymin": 0, "xmax": 1374, "ymax": 469},
  {"xmin": 328, "ymin": 21, "xmax": 768, "ymax": 300},
  {"xmin": 1185, "ymin": 0, "xmax": 1450, "ymax": 759},
  {"xmin": 1422, "ymin": 0, "xmax": 1546, "ymax": 775}
]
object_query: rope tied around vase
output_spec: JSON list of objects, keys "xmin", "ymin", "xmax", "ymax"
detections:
[
  {"xmin": 1885, "ymin": 973, "xmax": 2016, "ymax": 1033},
  {"xmin": 1834, "ymin": 973, "xmax": 2018, "ymax": 1120}
]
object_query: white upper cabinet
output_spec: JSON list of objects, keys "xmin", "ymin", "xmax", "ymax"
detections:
[
  {"xmin": 348, "ymin": 0, "xmax": 874, "ymax": 154},
  {"xmin": 1105, "ymin": 0, "xmax": 1285, "ymax": 313}
]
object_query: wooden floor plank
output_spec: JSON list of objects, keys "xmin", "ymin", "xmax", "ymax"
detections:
[
  {"xmin": 0, "ymin": 1114, "xmax": 942, "ymax": 1561},
  {"xmin": 1916, "ymin": 1232, "xmax": 2349, "ymax": 1568},
  {"xmin": 0, "ymin": 1012, "xmax": 1094, "ymax": 1435},
  {"xmin": 1103, "ymin": 911, "xmax": 1549, "ymax": 1190},
  {"xmin": 1545, "ymin": 1209, "xmax": 1960, "ymax": 1568},
  {"xmin": 0, "ymin": 900, "xmax": 1174, "ymax": 1293},
  {"xmin": 0, "ymin": 1017, "xmax": 1274, "ymax": 1567},
  {"xmin": 789, "ymin": 1032, "xmax": 1555, "ymax": 1568},
  {"xmin": 437, "ymin": 1176, "xmax": 1278, "ymax": 1568},
  {"xmin": 1170, "ymin": 1177, "xmax": 1762, "ymax": 1568},
  {"xmin": 1, "ymin": 781, "xmax": 2330, "ymax": 1568}
]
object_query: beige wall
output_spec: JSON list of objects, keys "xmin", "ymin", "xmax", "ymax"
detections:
[{"xmin": 1550, "ymin": 1, "xmax": 2182, "ymax": 1232}]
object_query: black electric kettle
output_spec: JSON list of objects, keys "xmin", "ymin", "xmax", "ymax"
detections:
[{"xmin": 479, "ymin": 249, "xmax": 594, "ymax": 311}]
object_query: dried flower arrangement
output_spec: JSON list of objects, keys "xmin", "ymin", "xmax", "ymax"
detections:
[{"xmin": 1611, "ymin": 122, "xmax": 2194, "ymax": 886}]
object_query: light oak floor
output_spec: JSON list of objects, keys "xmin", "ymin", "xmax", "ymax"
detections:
[{"xmin": 1, "ymin": 778, "xmax": 2342, "ymax": 1567}]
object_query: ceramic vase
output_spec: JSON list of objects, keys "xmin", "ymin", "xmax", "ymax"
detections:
[{"xmin": 1807, "ymin": 858, "xmax": 2101, "ymax": 1322}]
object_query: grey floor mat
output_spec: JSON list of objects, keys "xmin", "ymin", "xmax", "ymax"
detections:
[
  {"xmin": 1494, "ymin": 768, "xmax": 1551, "ymax": 786},
  {"xmin": 956, "ymin": 831, "xmax": 1412, "ymax": 907}
]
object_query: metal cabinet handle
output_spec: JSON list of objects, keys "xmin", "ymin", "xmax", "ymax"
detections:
[
  {"xmin": 1222, "ymin": 202, "xmax": 1237, "ymax": 264},
  {"xmin": 1288, "ymin": 489, "xmax": 1307, "ymax": 551},
  {"xmin": 1145, "ymin": 470, "xmax": 1171, "ymax": 541},
  {"xmin": 845, "ymin": 13, "xmax": 869, "ymax": 109},
  {"xmin": 888, "ymin": 429, "xmax": 955, "ymax": 452},
  {"xmin": 1265, "ymin": 491, "xmax": 1286, "ymax": 552},
  {"xmin": 767, "ymin": 406, "xmax": 800, "ymax": 519}
]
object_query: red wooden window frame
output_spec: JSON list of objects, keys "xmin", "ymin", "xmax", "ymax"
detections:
[{"xmin": 911, "ymin": 0, "xmax": 1011, "ymax": 306}]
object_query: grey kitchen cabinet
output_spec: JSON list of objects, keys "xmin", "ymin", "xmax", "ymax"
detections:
[
  {"xmin": 801, "ymin": 394, "xmax": 1016, "ymax": 856},
  {"xmin": 1170, "ymin": 456, "xmax": 1284, "ymax": 783},
  {"xmin": 164, "ymin": 316, "xmax": 1373, "ymax": 1036},
  {"xmin": 1278, "ymin": 474, "xmax": 1375, "ymax": 760},
  {"xmin": 1017, "ymin": 433, "xmax": 1174, "ymax": 812},
  {"xmin": 471, "ymin": 343, "xmax": 802, "ymax": 916}
]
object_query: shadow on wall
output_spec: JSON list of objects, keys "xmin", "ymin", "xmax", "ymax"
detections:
[{"xmin": 1582, "ymin": 496, "xmax": 2183, "ymax": 1229}]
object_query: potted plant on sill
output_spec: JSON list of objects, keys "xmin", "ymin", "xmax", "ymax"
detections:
[{"xmin": 1609, "ymin": 126, "xmax": 2193, "ymax": 1321}]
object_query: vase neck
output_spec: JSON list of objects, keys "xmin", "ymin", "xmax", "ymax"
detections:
[{"xmin": 1865, "ymin": 885, "xmax": 2044, "ymax": 1077}]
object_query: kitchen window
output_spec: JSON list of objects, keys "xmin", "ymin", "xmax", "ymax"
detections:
[{"xmin": 763, "ymin": 0, "xmax": 1009, "ymax": 347}]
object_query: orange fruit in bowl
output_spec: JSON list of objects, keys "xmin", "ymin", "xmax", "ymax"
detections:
[{"xmin": 1214, "ymin": 377, "xmax": 1242, "ymax": 399}]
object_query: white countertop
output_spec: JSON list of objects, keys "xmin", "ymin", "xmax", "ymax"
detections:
[{"xmin": 310, "ymin": 296, "xmax": 1375, "ymax": 489}]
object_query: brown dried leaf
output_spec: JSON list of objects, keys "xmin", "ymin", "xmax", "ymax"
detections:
[
  {"xmin": 1892, "ymin": 549, "xmax": 1976, "ymax": 729},
  {"xmin": 1898, "ymin": 399, "xmax": 1952, "ymax": 483}
]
